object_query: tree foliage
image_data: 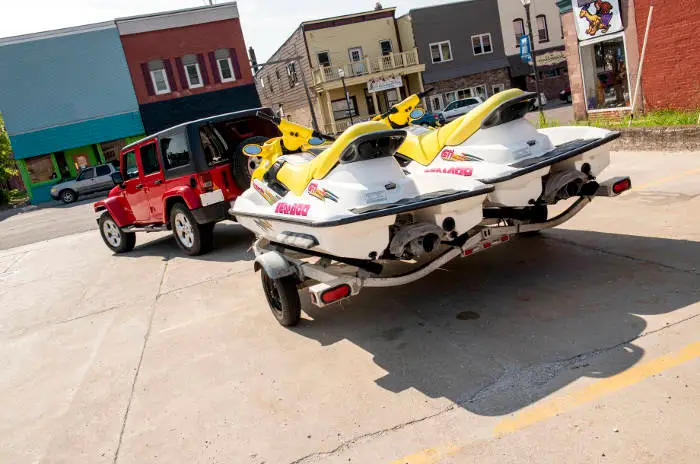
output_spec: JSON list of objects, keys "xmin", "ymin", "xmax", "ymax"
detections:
[{"xmin": 0, "ymin": 114, "xmax": 18, "ymax": 184}]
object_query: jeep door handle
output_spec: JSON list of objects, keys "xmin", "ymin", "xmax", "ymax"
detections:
[
  {"xmin": 154, "ymin": 180, "xmax": 162, "ymax": 185},
  {"xmin": 135, "ymin": 184, "xmax": 143, "ymax": 189}
]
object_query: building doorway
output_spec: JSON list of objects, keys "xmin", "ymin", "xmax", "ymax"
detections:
[{"xmin": 54, "ymin": 151, "xmax": 71, "ymax": 179}]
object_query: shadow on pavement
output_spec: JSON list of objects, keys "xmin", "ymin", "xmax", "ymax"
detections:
[
  {"xmin": 114, "ymin": 221, "xmax": 256, "ymax": 263},
  {"xmin": 292, "ymin": 230, "xmax": 700, "ymax": 416}
]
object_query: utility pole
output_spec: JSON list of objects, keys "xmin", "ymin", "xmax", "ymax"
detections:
[
  {"xmin": 338, "ymin": 69, "xmax": 354, "ymax": 125},
  {"xmin": 253, "ymin": 56, "xmax": 320, "ymax": 131},
  {"xmin": 521, "ymin": 0, "xmax": 544, "ymax": 119}
]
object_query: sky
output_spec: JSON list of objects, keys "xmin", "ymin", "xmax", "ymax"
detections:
[{"xmin": 0, "ymin": 0, "xmax": 462, "ymax": 61}]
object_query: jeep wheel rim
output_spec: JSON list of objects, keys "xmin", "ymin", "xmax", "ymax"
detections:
[
  {"xmin": 103, "ymin": 219, "xmax": 122, "ymax": 247},
  {"xmin": 63, "ymin": 191, "xmax": 74, "ymax": 202},
  {"xmin": 247, "ymin": 157, "xmax": 262, "ymax": 176},
  {"xmin": 174, "ymin": 212, "xmax": 195, "ymax": 248}
]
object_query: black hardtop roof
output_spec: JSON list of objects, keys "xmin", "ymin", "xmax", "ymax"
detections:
[{"xmin": 122, "ymin": 106, "xmax": 273, "ymax": 152}]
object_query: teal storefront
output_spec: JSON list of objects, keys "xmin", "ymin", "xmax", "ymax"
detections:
[{"xmin": 0, "ymin": 22, "xmax": 145, "ymax": 203}]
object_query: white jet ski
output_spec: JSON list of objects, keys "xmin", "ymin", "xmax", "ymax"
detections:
[
  {"xmin": 230, "ymin": 117, "xmax": 492, "ymax": 261},
  {"xmin": 376, "ymin": 89, "xmax": 624, "ymax": 224}
]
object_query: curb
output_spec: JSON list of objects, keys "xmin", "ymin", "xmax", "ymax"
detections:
[{"xmin": 609, "ymin": 126, "xmax": 700, "ymax": 152}]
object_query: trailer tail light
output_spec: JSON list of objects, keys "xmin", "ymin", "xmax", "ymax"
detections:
[
  {"xmin": 198, "ymin": 173, "xmax": 214, "ymax": 193},
  {"xmin": 321, "ymin": 284, "xmax": 351, "ymax": 304},
  {"xmin": 613, "ymin": 178, "xmax": 631, "ymax": 194}
]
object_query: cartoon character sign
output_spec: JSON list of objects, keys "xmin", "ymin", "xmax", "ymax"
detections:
[{"xmin": 575, "ymin": 0, "xmax": 622, "ymax": 41}]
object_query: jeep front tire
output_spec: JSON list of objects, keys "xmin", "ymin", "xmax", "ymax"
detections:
[{"xmin": 98, "ymin": 212, "xmax": 136, "ymax": 253}]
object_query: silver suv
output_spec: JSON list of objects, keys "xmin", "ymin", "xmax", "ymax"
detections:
[{"xmin": 50, "ymin": 163, "xmax": 118, "ymax": 204}]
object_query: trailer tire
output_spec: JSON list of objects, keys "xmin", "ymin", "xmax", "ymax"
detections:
[{"xmin": 261, "ymin": 270, "xmax": 301, "ymax": 327}]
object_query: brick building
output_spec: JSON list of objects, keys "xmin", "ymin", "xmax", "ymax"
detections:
[
  {"xmin": 633, "ymin": 0, "xmax": 700, "ymax": 110},
  {"xmin": 254, "ymin": 8, "xmax": 426, "ymax": 134},
  {"xmin": 116, "ymin": 2, "xmax": 260, "ymax": 134}
]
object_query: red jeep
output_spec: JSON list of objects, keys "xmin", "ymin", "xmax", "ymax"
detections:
[{"xmin": 94, "ymin": 109, "xmax": 279, "ymax": 255}]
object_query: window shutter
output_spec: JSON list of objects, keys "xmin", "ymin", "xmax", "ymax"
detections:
[
  {"xmin": 230, "ymin": 48, "xmax": 242, "ymax": 80},
  {"xmin": 163, "ymin": 59, "xmax": 177, "ymax": 91},
  {"xmin": 208, "ymin": 52, "xmax": 221, "ymax": 84},
  {"xmin": 197, "ymin": 53, "xmax": 210, "ymax": 85},
  {"xmin": 174, "ymin": 57, "xmax": 188, "ymax": 89},
  {"xmin": 141, "ymin": 63, "xmax": 155, "ymax": 96}
]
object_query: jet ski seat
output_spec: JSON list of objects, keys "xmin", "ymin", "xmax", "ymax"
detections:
[
  {"xmin": 273, "ymin": 121, "xmax": 400, "ymax": 196},
  {"xmin": 397, "ymin": 88, "xmax": 532, "ymax": 165}
]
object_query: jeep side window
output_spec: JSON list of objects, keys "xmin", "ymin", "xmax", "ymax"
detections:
[
  {"xmin": 140, "ymin": 143, "xmax": 160, "ymax": 175},
  {"xmin": 160, "ymin": 130, "xmax": 190, "ymax": 170},
  {"xmin": 123, "ymin": 151, "xmax": 139, "ymax": 180}
]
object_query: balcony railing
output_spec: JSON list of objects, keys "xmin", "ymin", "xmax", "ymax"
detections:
[{"xmin": 313, "ymin": 49, "xmax": 421, "ymax": 85}]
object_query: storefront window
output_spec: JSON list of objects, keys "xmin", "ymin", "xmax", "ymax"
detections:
[
  {"xmin": 24, "ymin": 155, "xmax": 56, "ymax": 184},
  {"xmin": 580, "ymin": 36, "xmax": 630, "ymax": 110}
]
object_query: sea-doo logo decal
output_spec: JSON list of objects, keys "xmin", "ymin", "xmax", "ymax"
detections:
[
  {"xmin": 425, "ymin": 167, "xmax": 473, "ymax": 176},
  {"xmin": 440, "ymin": 149, "xmax": 482, "ymax": 162},
  {"xmin": 307, "ymin": 183, "xmax": 339, "ymax": 202},
  {"xmin": 275, "ymin": 202, "xmax": 311, "ymax": 216},
  {"xmin": 253, "ymin": 180, "xmax": 280, "ymax": 205},
  {"xmin": 254, "ymin": 219, "xmax": 273, "ymax": 232}
]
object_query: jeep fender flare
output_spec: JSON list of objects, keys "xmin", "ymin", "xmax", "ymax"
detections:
[
  {"xmin": 161, "ymin": 187, "xmax": 202, "ymax": 223},
  {"xmin": 94, "ymin": 197, "xmax": 134, "ymax": 228}
]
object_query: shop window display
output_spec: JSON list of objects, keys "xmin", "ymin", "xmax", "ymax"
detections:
[
  {"xmin": 580, "ymin": 36, "xmax": 630, "ymax": 110},
  {"xmin": 25, "ymin": 155, "xmax": 56, "ymax": 184}
]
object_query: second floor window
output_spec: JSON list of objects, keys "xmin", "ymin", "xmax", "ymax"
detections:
[
  {"xmin": 317, "ymin": 51, "xmax": 330, "ymax": 67},
  {"xmin": 472, "ymin": 33, "xmax": 493, "ymax": 56},
  {"xmin": 430, "ymin": 41, "xmax": 452, "ymax": 63},
  {"xmin": 148, "ymin": 59, "xmax": 170, "ymax": 95},
  {"xmin": 537, "ymin": 15, "xmax": 549, "ymax": 42},
  {"xmin": 380, "ymin": 40, "xmax": 393, "ymax": 56},
  {"xmin": 215, "ymin": 49, "xmax": 236, "ymax": 83},
  {"xmin": 287, "ymin": 62, "xmax": 298, "ymax": 87},
  {"xmin": 182, "ymin": 55, "xmax": 203, "ymax": 89},
  {"xmin": 513, "ymin": 19, "xmax": 525, "ymax": 46}
]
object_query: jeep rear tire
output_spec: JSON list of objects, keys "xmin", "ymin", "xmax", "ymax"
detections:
[
  {"xmin": 98, "ymin": 212, "xmax": 136, "ymax": 253},
  {"xmin": 170, "ymin": 203, "xmax": 214, "ymax": 256},
  {"xmin": 231, "ymin": 135, "xmax": 270, "ymax": 191},
  {"xmin": 60, "ymin": 189, "xmax": 77, "ymax": 204}
]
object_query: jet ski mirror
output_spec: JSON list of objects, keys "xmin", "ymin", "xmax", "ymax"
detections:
[
  {"xmin": 242, "ymin": 144, "xmax": 263, "ymax": 156},
  {"xmin": 409, "ymin": 108, "xmax": 425, "ymax": 120},
  {"xmin": 308, "ymin": 136, "xmax": 325, "ymax": 146}
]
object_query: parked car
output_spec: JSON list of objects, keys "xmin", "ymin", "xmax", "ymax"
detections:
[
  {"xmin": 560, "ymin": 87, "xmax": 572, "ymax": 103},
  {"xmin": 51, "ymin": 163, "xmax": 118, "ymax": 204},
  {"xmin": 411, "ymin": 109, "xmax": 445, "ymax": 127},
  {"xmin": 440, "ymin": 97, "xmax": 485, "ymax": 122},
  {"xmin": 93, "ymin": 108, "xmax": 280, "ymax": 256}
]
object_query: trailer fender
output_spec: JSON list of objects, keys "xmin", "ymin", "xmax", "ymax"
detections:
[{"xmin": 254, "ymin": 252, "xmax": 297, "ymax": 279}]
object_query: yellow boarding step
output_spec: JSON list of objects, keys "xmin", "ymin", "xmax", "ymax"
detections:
[{"xmin": 399, "ymin": 88, "xmax": 526, "ymax": 165}]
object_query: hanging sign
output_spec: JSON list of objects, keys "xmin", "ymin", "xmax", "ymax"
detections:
[
  {"xmin": 519, "ymin": 35, "xmax": 532, "ymax": 63},
  {"xmin": 574, "ymin": 0, "xmax": 623, "ymax": 42},
  {"xmin": 537, "ymin": 51, "xmax": 567, "ymax": 66},
  {"xmin": 368, "ymin": 76, "xmax": 403, "ymax": 93}
]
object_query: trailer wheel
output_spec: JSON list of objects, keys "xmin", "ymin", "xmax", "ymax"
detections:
[{"xmin": 261, "ymin": 270, "xmax": 301, "ymax": 327}]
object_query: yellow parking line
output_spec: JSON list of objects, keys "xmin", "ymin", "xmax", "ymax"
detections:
[
  {"xmin": 634, "ymin": 168, "xmax": 700, "ymax": 190},
  {"xmin": 389, "ymin": 444, "xmax": 460, "ymax": 464},
  {"xmin": 493, "ymin": 339, "xmax": 700, "ymax": 436},
  {"xmin": 392, "ymin": 340, "xmax": 700, "ymax": 463}
]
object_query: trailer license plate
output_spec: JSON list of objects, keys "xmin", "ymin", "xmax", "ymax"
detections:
[{"xmin": 200, "ymin": 189, "xmax": 224, "ymax": 206}]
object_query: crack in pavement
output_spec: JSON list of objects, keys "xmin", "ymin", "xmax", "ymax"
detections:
[
  {"xmin": 112, "ymin": 254, "xmax": 170, "ymax": 464},
  {"xmin": 287, "ymin": 311, "xmax": 700, "ymax": 463},
  {"xmin": 543, "ymin": 235, "xmax": 699, "ymax": 276},
  {"xmin": 155, "ymin": 266, "xmax": 252, "ymax": 299}
]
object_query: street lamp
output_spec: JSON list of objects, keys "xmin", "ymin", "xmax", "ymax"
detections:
[
  {"xmin": 338, "ymin": 68, "xmax": 355, "ymax": 125},
  {"xmin": 521, "ymin": 0, "xmax": 544, "ymax": 118}
]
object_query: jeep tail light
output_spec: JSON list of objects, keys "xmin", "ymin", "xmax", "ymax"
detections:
[
  {"xmin": 198, "ymin": 173, "xmax": 214, "ymax": 193},
  {"xmin": 612, "ymin": 178, "xmax": 631, "ymax": 194},
  {"xmin": 321, "ymin": 284, "xmax": 351, "ymax": 304}
]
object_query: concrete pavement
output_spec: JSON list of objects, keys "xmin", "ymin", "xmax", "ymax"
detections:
[{"xmin": 0, "ymin": 151, "xmax": 699, "ymax": 463}]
